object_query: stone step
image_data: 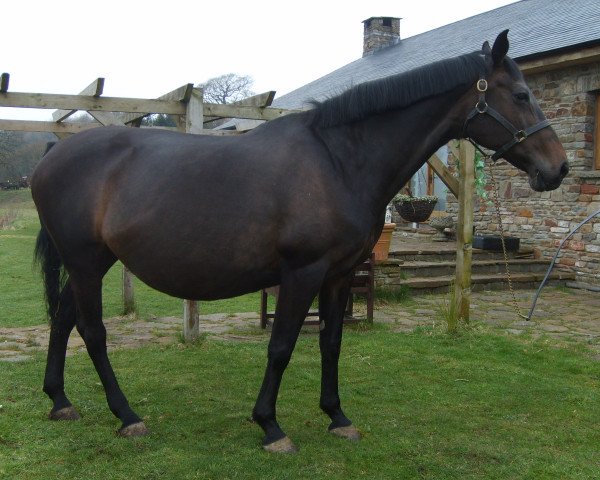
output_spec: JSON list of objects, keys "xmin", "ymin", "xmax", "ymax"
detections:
[
  {"xmin": 389, "ymin": 258, "xmax": 551, "ymax": 279},
  {"xmin": 389, "ymin": 248, "xmax": 535, "ymax": 263},
  {"xmin": 377, "ymin": 269, "xmax": 576, "ymax": 295}
]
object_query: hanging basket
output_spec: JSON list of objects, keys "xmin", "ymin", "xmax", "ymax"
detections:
[{"xmin": 394, "ymin": 197, "xmax": 438, "ymax": 223}]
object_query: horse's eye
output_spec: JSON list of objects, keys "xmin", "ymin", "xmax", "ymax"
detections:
[{"xmin": 514, "ymin": 92, "xmax": 529, "ymax": 103}]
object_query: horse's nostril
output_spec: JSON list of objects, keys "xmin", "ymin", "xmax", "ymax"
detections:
[{"xmin": 560, "ymin": 161, "xmax": 569, "ymax": 178}]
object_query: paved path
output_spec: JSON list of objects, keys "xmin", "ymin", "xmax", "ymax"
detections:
[{"xmin": 1, "ymin": 287, "xmax": 599, "ymax": 363}]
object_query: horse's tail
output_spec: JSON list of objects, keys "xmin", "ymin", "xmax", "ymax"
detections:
[
  {"xmin": 33, "ymin": 141, "xmax": 72, "ymax": 325},
  {"xmin": 34, "ymin": 224, "xmax": 69, "ymax": 325}
]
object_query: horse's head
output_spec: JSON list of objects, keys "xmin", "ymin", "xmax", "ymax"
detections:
[{"xmin": 462, "ymin": 30, "xmax": 568, "ymax": 191}]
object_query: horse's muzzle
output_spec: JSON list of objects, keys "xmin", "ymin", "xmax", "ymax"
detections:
[{"xmin": 530, "ymin": 160, "xmax": 569, "ymax": 192}]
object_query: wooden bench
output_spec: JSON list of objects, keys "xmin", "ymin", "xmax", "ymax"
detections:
[{"xmin": 260, "ymin": 255, "xmax": 374, "ymax": 329}]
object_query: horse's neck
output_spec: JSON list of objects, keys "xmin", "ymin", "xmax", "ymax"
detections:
[{"xmin": 324, "ymin": 90, "xmax": 465, "ymax": 217}]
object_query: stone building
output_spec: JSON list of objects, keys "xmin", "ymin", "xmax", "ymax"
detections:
[{"xmin": 274, "ymin": 0, "xmax": 600, "ymax": 288}]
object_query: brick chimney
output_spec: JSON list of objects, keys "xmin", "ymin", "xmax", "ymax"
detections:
[{"xmin": 362, "ymin": 17, "xmax": 401, "ymax": 57}]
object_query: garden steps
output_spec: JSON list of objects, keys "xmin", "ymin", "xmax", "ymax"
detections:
[{"xmin": 375, "ymin": 230, "xmax": 575, "ymax": 295}]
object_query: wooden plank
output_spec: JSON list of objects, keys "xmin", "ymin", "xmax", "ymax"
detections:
[
  {"xmin": 203, "ymin": 103, "xmax": 297, "ymax": 121},
  {"xmin": 183, "ymin": 87, "xmax": 205, "ymax": 340},
  {"xmin": 118, "ymin": 83, "xmax": 194, "ymax": 125},
  {"xmin": 185, "ymin": 87, "xmax": 204, "ymax": 135},
  {"xmin": 1, "ymin": 73, "xmax": 9, "ymax": 93},
  {"xmin": 203, "ymin": 91, "xmax": 277, "ymax": 124},
  {"xmin": 183, "ymin": 300, "xmax": 200, "ymax": 342},
  {"xmin": 0, "ymin": 91, "xmax": 187, "ymax": 115},
  {"xmin": 122, "ymin": 266, "xmax": 136, "ymax": 315},
  {"xmin": 518, "ymin": 44, "xmax": 600, "ymax": 74},
  {"xmin": 427, "ymin": 152, "xmax": 459, "ymax": 197},
  {"xmin": 452, "ymin": 140, "xmax": 475, "ymax": 329},
  {"xmin": 88, "ymin": 110, "xmax": 126, "ymax": 126},
  {"xmin": 0, "ymin": 119, "xmax": 99, "ymax": 134},
  {"xmin": 52, "ymin": 78, "xmax": 105, "ymax": 123}
]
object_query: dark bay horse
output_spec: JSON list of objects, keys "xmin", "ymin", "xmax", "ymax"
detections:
[{"xmin": 32, "ymin": 31, "xmax": 568, "ymax": 453}]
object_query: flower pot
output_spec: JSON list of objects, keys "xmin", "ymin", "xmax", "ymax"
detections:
[
  {"xmin": 394, "ymin": 198, "xmax": 437, "ymax": 223},
  {"xmin": 373, "ymin": 223, "xmax": 396, "ymax": 261}
]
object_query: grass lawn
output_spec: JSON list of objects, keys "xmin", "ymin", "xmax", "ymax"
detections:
[{"xmin": 0, "ymin": 328, "xmax": 599, "ymax": 479}]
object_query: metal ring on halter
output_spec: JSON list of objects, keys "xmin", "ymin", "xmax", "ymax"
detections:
[
  {"xmin": 476, "ymin": 79, "xmax": 488, "ymax": 92},
  {"xmin": 475, "ymin": 101, "xmax": 488, "ymax": 114}
]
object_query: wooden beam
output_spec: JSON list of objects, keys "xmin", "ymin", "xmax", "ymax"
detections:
[
  {"xmin": 88, "ymin": 110, "xmax": 126, "ymax": 127},
  {"xmin": 185, "ymin": 88, "xmax": 204, "ymax": 134},
  {"xmin": 427, "ymin": 152, "xmax": 459, "ymax": 197},
  {"xmin": 0, "ymin": 119, "xmax": 99, "ymax": 134},
  {"xmin": 203, "ymin": 90, "xmax": 277, "ymax": 124},
  {"xmin": 1, "ymin": 73, "xmax": 9, "ymax": 93},
  {"xmin": 0, "ymin": 91, "xmax": 187, "ymax": 115},
  {"xmin": 518, "ymin": 44, "xmax": 600, "ymax": 75},
  {"xmin": 183, "ymin": 87, "xmax": 205, "ymax": 340},
  {"xmin": 118, "ymin": 83, "xmax": 194, "ymax": 125},
  {"xmin": 452, "ymin": 140, "xmax": 475, "ymax": 328},
  {"xmin": 52, "ymin": 78, "xmax": 105, "ymax": 123},
  {"xmin": 203, "ymin": 103, "xmax": 297, "ymax": 121}
]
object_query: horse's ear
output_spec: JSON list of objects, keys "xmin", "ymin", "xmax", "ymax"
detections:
[
  {"xmin": 491, "ymin": 29, "xmax": 509, "ymax": 66},
  {"xmin": 482, "ymin": 40, "xmax": 492, "ymax": 56}
]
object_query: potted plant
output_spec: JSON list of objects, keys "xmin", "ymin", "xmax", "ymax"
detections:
[
  {"xmin": 393, "ymin": 191, "xmax": 438, "ymax": 223},
  {"xmin": 373, "ymin": 206, "xmax": 396, "ymax": 261}
]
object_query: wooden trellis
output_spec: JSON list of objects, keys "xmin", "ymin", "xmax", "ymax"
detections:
[{"xmin": 0, "ymin": 73, "xmax": 475, "ymax": 339}]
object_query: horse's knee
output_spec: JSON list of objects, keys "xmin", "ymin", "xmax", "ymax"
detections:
[{"xmin": 267, "ymin": 344, "xmax": 294, "ymax": 371}]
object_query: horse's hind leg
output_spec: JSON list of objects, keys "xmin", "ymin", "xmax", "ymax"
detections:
[
  {"xmin": 69, "ymin": 262, "xmax": 148, "ymax": 436},
  {"xmin": 319, "ymin": 274, "xmax": 360, "ymax": 440},
  {"xmin": 44, "ymin": 280, "xmax": 80, "ymax": 420}
]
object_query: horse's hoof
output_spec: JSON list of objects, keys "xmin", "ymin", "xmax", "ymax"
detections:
[
  {"xmin": 329, "ymin": 424, "xmax": 361, "ymax": 441},
  {"xmin": 263, "ymin": 436, "xmax": 298, "ymax": 454},
  {"xmin": 118, "ymin": 421, "xmax": 150, "ymax": 437},
  {"xmin": 48, "ymin": 406, "xmax": 81, "ymax": 421}
]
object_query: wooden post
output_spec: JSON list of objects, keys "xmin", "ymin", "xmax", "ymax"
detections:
[
  {"xmin": 452, "ymin": 140, "xmax": 475, "ymax": 329},
  {"xmin": 122, "ymin": 266, "xmax": 136, "ymax": 315},
  {"xmin": 183, "ymin": 88, "xmax": 204, "ymax": 341}
]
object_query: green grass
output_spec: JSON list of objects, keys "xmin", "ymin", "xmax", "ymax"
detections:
[
  {"xmin": 0, "ymin": 190, "xmax": 259, "ymax": 328},
  {"xmin": 0, "ymin": 329, "xmax": 599, "ymax": 479}
]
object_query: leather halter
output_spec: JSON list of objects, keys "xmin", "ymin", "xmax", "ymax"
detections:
[{"xmin": 463, "ymin": 78, "xmax": 551, "ymax": 161}]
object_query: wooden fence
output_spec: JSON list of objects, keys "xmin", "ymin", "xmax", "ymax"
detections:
[{"xmin": 0, "ymin": 73, "xmax": 474, "ymax": 339}]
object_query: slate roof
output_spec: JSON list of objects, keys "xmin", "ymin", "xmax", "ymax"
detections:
[{"xmin": 274, "ymin": 0, "xmax": 600, "ymax": 110}]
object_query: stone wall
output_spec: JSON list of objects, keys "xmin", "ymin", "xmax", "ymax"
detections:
[{"xmin": 448, "ymin": 61, "xmax": 600, "ymax": 287}]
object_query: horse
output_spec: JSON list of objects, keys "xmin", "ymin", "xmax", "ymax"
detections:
[{"xmin": 31, "ymin": 30, "xmax": 568, "ymax": 453}]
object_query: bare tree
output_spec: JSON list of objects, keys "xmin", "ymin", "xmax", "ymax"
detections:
[{"xmin": 199, "ymin": 73, "xmax": 255, "ymax": 104}]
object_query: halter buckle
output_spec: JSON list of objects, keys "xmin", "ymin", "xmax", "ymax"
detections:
[
  {"xmin": 476, "ymin": 79, "xmax": 488, "ymax": 92},
  {"xmin": 515, "ymin": 130, "xmax": 527, "ymax": 142},
  {"xmin": 475, "ymin": 101, "xmax": 488, "ymax": 114}
]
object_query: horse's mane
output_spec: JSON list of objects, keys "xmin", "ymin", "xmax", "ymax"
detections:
[{"xmin": 310, "ymin": 50, "xmax": 489, "ymax": 128}]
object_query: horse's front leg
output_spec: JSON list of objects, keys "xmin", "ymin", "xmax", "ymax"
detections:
[
  {"xmin": 252, "ymin": 262, "xmax": 326, "ymax": 453},
  {"xmin": 319, "ymin": 274, "xmax": 361, "ymax": 441}
]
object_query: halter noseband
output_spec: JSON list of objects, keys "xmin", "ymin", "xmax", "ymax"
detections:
[{"xmin": 463, "ymin": 77, "xmax": 551, "ymax": 161}]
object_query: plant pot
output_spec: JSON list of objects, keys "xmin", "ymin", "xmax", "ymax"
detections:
[
  {"xmin": 473, "ymin": 235, "xmax": 520, "ymax": 252},
  {"xmin": 394, "ymin": 198, "xmax": 437, "ymax": 223},
  {"xmin": 373, "ymin": 223, "xmax": 396, "ymax": 261}
]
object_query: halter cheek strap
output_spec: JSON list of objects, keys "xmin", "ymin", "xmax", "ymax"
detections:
[{"xmin": 463, "ymin": 78, "xmax": 551, "ymax": 161}]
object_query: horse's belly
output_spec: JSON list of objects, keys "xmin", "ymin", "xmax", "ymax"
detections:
[{"xmin": 118, "ymin": 243, "xmax": 280, "ymax": 301}]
